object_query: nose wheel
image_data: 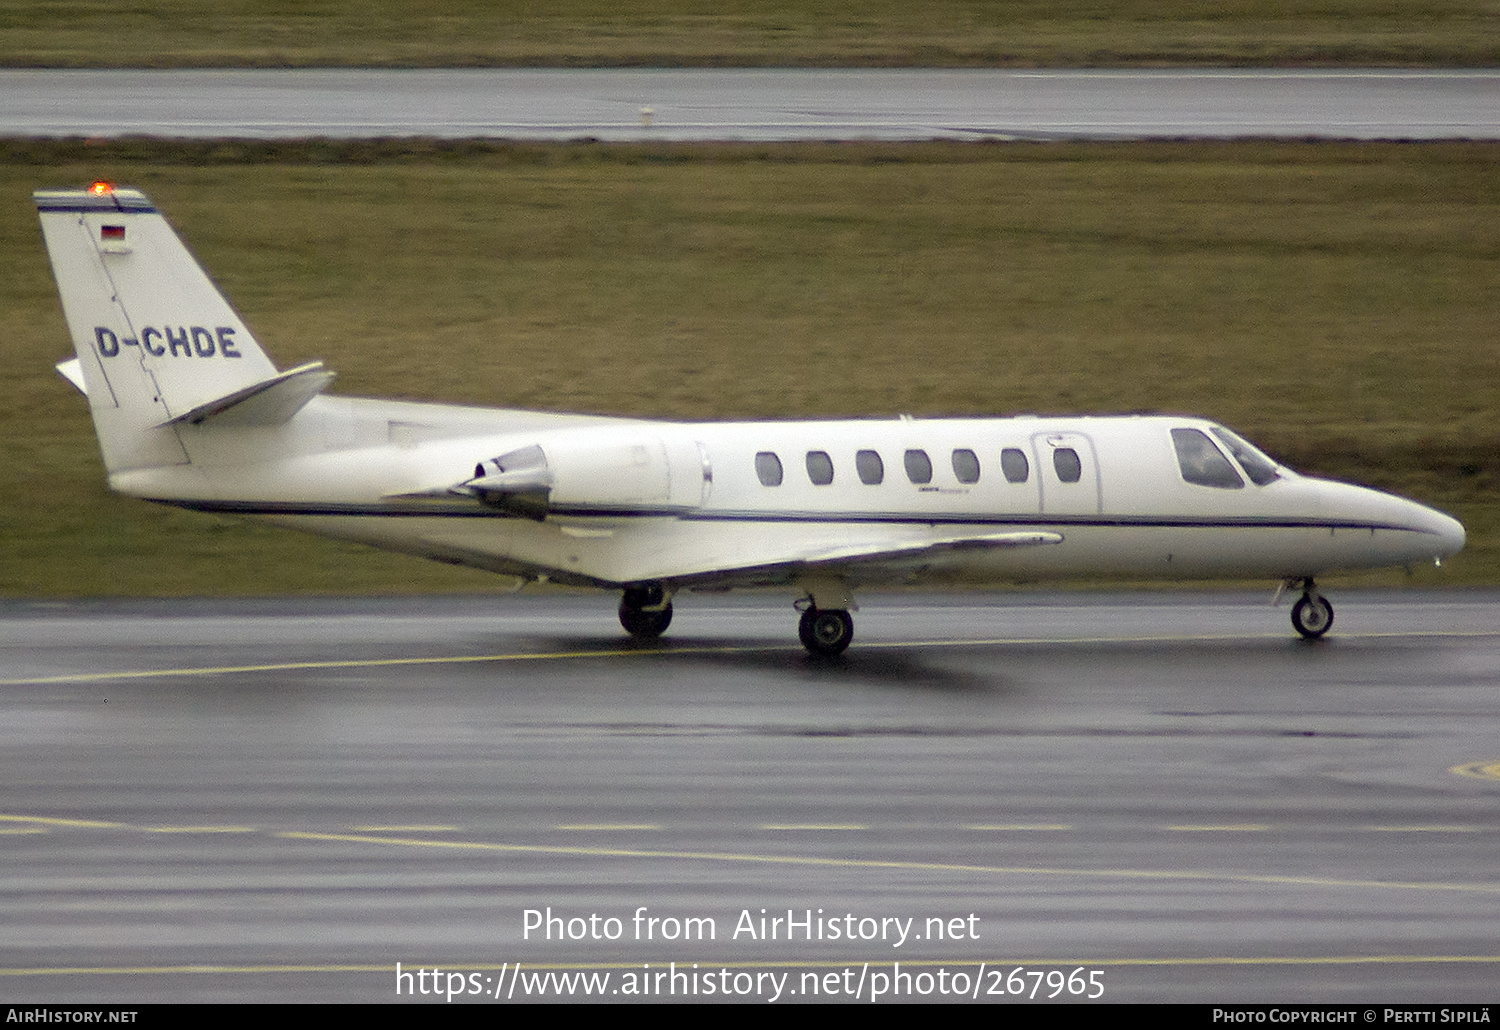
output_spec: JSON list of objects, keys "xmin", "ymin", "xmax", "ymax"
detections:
[
  {"xmin": 799, "ymin": 606, "xmax": 854, "ymax": 657},
  {"xmin": 1290, "ymin": 581, "xmax": 1334, "ymax": 639},
  {"xmin": 619, "ymin": 582, "xmax": 673, "ymax": 639}
]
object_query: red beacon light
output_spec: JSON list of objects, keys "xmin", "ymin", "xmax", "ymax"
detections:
[{"xmin": 88, "ymin": 181, "xmax": 114, "ymax": 196}]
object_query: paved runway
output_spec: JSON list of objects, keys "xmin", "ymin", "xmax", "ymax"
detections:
[
  {"xmin": 4, "ymin": 69, "xmax": 1498, "ymax": 140},
  {"xmin": 1, "ymin": 590, "xmax": 1497, "ymax": 1003}
]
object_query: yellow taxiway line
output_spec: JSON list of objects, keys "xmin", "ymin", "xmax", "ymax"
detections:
[
  {"xmin": 5, "ymin": 628, "xmax": 1498, "ymax": 688},
  {"xmin": 277, "ymin": 829, "xmax": 1500, "ymax": 895}
]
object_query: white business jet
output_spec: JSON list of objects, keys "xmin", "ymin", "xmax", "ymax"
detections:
[{"xmin": 36, "ymin": 183, "xmax": 1465, "ymax": 655}]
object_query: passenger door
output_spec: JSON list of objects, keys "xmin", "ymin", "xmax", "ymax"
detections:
[{"xmin": 1031, "ymin": 431, "xmax": 1102, "ymax": 516}]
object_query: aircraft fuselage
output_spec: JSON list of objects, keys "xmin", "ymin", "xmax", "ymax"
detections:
[{"xmin": 112, "ymin": 400, "xmax": 1464, "ymax": 594}]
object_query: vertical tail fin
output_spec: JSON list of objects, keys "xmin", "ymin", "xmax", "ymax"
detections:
[{"xmin": 35, "ymin": 183, "xmax": 295, "ymax": 473}]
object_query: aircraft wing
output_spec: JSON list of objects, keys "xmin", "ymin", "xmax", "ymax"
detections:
[
  {"xmin": 411, "ymin": 519, "xmax": 1063, "ymax": 590},
  {"xmin": 789, "ymin": 529, "xmax": 1064, "ymax": 566},
  {"xmin": 630, "ymin": 523, "xmax": 1066, "ymax": 587}
]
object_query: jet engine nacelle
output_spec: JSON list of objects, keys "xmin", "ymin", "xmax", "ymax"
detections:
[{"xmin": 465, "ymin": 430, "xmax": 707, "ymax": 519}]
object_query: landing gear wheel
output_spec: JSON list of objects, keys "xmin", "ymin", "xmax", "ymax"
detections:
[
  {"xmin": 1291, "ymin": 594, "xmax": 1334, "ymax": 639},
  {"xmin": 799, "ymin": 607, "xmax": 854, "ymax": 657},
  {"xmin": 619, "ymin": 582, "xmax": 672, "ymax": 639},
  {"xmin": 619, "ymin": 600, "xmax": 672, "ymax": 639}
]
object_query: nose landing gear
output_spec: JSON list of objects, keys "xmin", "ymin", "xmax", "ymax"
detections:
[{"xmin": 1288, "ymin": 579, "xmax": 1334, "ymax": 639}]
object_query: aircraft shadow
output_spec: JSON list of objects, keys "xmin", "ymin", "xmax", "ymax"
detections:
[{"xmin": 517, "ymin": 633, "xmax": 1002, "ymax": 694}]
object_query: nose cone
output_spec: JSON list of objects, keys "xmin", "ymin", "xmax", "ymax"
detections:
[
  {"xmin": 1383, "ymin": 489, "xmax": 1466, "ymax": 559},
  {"xmin": 1423, "ymin": 503, "xmax": 1467, "ymax": 559},
  {"xmin": 1315, "ymin": 478, "xmax": 1465, "ymax": 562}
]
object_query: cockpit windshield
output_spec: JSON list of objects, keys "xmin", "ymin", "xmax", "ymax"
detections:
[{"xmin": 1210, "ymin": 426, "xmax": 1283, "ymax": 486}]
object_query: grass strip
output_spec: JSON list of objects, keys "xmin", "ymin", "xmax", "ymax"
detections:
[
  {"xmin": 1, "ymin": 1, "xmax": 1497, "ymax": 69},
  {"xmin": 2, "ymin": 139, "xmax": 1494, "ymax": 594}
]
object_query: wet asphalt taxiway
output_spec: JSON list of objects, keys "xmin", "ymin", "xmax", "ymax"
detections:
[
  {"xmin": 4, "ymin": 68, "xmax": 1498, "ymax": 140},
  {"xmin": 1, "ymin": 590, "xmax": 1498, "ymax": 1003}
]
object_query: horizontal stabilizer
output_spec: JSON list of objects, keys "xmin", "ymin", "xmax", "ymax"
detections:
[
  {"xmin": 157, "ymin": 362, "xmax": 334, "ymax": 428},
  {"xmin": 56, "ymin": 358, "xmax": 87, "ymax": 396}
]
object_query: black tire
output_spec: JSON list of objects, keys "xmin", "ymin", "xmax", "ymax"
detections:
[
  {"xmin": 621, "ymin": 582, "xmax": 666, "ymax": 610},
  {"xmin": 620, "ymin": 600, "xmax": 672, "ymax": 639},
  {"xmin": 798, "ymin": 607, "xmax": 853, "ymax": 657},
  {"xmin": 1291, "ymin": 594, "xmax": 1334, "ymax": 639}
]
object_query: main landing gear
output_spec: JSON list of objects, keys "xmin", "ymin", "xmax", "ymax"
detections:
[
  {"xmin": 618, "ymin": 580, "xmax": 857, "ymax": 654},
  {"xmin": 619, "ymin": 582, "xmax": 672, "ymax": 639},
  {"xmin": 1288, "ymin": 578, "xmax": 1335, "ymax": 639},
  {"xmin": 794, "ymin": 580, "xmax": 856, "ymax": 656},
  {"xmin": 799, "ymin": 606, "xmax": 855, "ymax": 657}
]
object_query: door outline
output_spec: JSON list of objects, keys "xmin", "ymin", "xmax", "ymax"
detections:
[{"xmin": 1031, "ymin": 431, "xmax": 1102, "ymax": 515}]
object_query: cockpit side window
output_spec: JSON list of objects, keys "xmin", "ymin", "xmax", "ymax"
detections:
[
  {"xmin": 1210, "ymin": 427, "xmax": 1281, "ymax": 486},
  {"xmin": 1172, "ymin": 428, "xmax": 1244, "ymax": 489}
]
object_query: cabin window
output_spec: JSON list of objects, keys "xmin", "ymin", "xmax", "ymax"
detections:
[
  {"xmin": 904, "ymin": 449, "xmax": 933, "ymax": 484},
  {"xmin": 755, "ymin": 451, "xmax": 784, "ymax": 487},
  {"xmin": 806, "ymin": 450, "xmax": 834, "ymax": 486},
  {"xmin": 1053, "ymin": 448, "xmax": 1083, "ymax": 484},
  {"xmin": 951, "ymin": 449, "xmax": 980, "ymax": 484},
  {"xmin": 1000, "ymin": 447, "xmax": 1029, "ymax": 483},
  {"xmin": 856, "ymin": 449, "xmax": 884, "ymax": 485},
  {"xmin": 1171, "ymin": 428, "xmax": 1244, "ymax": 489},
  {"xmin": 1210, "ymin": 426, "xmax": 1281, "ymax": 486}
]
